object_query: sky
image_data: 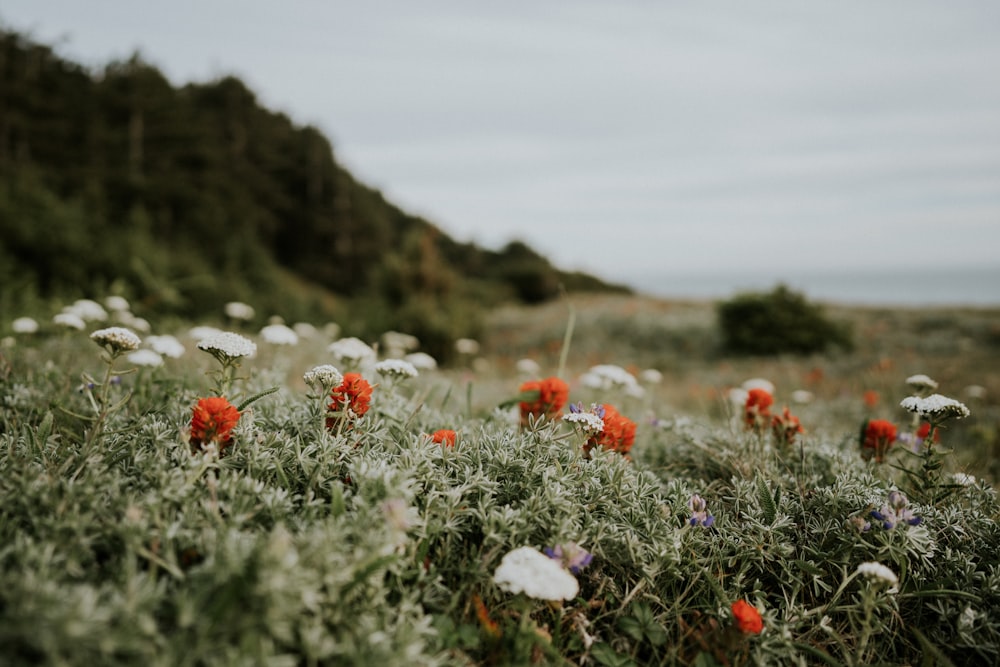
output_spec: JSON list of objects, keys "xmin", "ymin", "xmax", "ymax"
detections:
[{"xmin": 3, "ymin": 1, "xmax": 1000, "ymax": 302}]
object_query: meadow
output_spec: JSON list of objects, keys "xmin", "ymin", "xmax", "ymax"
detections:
[{"xmin": 1, "ymin": 293, "xmax": 999, "ymax": 666}]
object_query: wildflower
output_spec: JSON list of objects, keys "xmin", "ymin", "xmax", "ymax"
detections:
[
  {"xmin": 127, "ymin": 349, "xmax": 164, "ymax": 367},
  {"xmin": 901, "ymin": 394, "xmax": 970, "ymax": 421},
  {"xmin": 104, "ymin": 295, "xmax": 130, "ymax": 312},
  {"xmin": 67, "ymin": 299, "xmax": 108, "ymax": 322},
  {"xmin": 374, "ymin": 359, "xmax": 419, "ymax": 380},
  {"xmin": 189, "ymin": 396, "xmax": 241, "ymax": 454},
  {"xmin": 860, "ymin": 419, "xmax": 898, "ymax": 463},
  {"xmin": 472, "ymin": 594, "xmax": 501, "ymax": 639},
  {"xmin": 516, "ymin": 358, "xmax": 541, "ymax": 376},
  {"xmin": 580, "ymin": 364, "xmax": 644, "ymax": 397},
  {"xmin": 188, "ymin": 325, "xmax": 224, "ymax": 342},
  {"xmin": 292, "ymin": 322, "xmax": 317, "ymax": 339},
  {"xmin": 11, "ymin": 317, "xmax": 38, "ymax": 334},
  {"xmin": 53, "ymin": 312, "xmax": 86, "ymax": 330},
  {"xmin": 259, "ymin": 323, "xmax": 299, "ymax": 346},
  {"xmin": 544, "ymin": 542, "xmax": 594, "ymax": 574},
  {"xmin": 963, "ymin": 384, "xmax": 987, "ymax": 400},
  {"xmin": 563, "ymin": 403, "xmax": 606, "ymax": 436},
  {"xmin": 744, "ymin": 388, "xmax": 773, "ymax": 432},
  {"xmin": 863, "ymin": 390, "xmax": 879, "ymax": 408},
  {"xmin": 224, "ymin": 301, "xmax": 255, "ymax": 321},
  {"xmin": 380, "ymin": 331, "xmax": 420, "ymax": 356},
  {"xmin": 303, "ymin": 364, "xmax": 343, "ymax": 393},
  {"xmin": 430, "ymin": 429, "xmax": 457, "ymax": 447},
  {"xmin": 454, "ymin": 338, "xmax": 480, "ymax": 356},
  {"xmin": 846, "ymin": 515, "xmax": 871, "ymax": 532},
  {"xmin": 519, "ymin": 376, "xmax": 570, "ymax": 425},
  {"xmin": 742, "ymin": 377, "xmax": 775, "ymax": 394},
  {"xmin": 771, "ymin": 406, "xmax": 804, "ymax": 445},
  {"xmin": 404, "ymin": 352, "xmax": 438, "ymax": 371},
  {"xmin": 326, "ymin": 372, "xmax": 373, "ymax": 429},
  {"xmin": 146, "ymin": 334, "xmax": 186, "ymax": 358},
  {"xmin": 791, "ymin": 389, "xmax": 814, "ymax": 404},
  {"xmin": 583, "ymin": 404, "xmax": 636, "ymax": 457},
  {"xmin": 856, "ymin": 562, "xmax": 899, "ymax": 589},
  {"xmin": 905, "ymin": 374, "xmax": 939, "ymax": 394},
  {"xmin": 871, "ymin": 490, "xmax": 922, "ymax": 530},
  {"xmin": 640, "ymin": 368, "xmax": 663, "ymax": 384},
  {"xmin": 492, "ymin": 546, "xmax": 579, "ymax": 601},
  {"xmin": 197, "ymin": 331, "xmax": 257, "ymax": 362},
  {"xmin": 91, "ymin": 327, "xmax": 141, "ymax": 357},
  {"xmin": 687, "ymin": 494, "xmax": 715, "ymax": 527},
  {"xmin": 953, "ymin": 472, "xmax": 976, "ymax": 486},
  {"xmin": 328, "ymin": 337, "xmax": 377, "ymax": 367},
  {"xmin": 914, "ymin": 422, "xmax": 940, "ymax": 447},
  {"xmin": 731, "ymin": 600, "xmax": 763, "ymax": 634}
]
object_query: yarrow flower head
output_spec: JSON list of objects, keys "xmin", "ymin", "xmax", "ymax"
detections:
[
  {"xmin": 326, "ymin": 372, "xmax": 373, "ymax": 430},
  {"xmin": 563, "ymin": 402, "xmax": 606, "ymax": 436},
  {"xmin": 579, "ymin": 364, "xmax": 645, "ymax": 398},
  {"xmin": 90, "ymin": 327, "xmax": 141, "ymax": 357},
  {"xmin": 67, "ymin": 299, "xmax": 108, "ymax": 322},
  {"xmin": 900, "ymin": 394, "xmax": 970, "ymax": 422},
  {"xmin": 856, "ymin": 561, "xmax": 899, "ymax": 590},
  {"xmin": 544, "ymin": 542, "xmax": 594, "ymax": 574},
  {"xmin": 518, "ymin": 376, "xmax": 570, "ymax": 426},
  {"xmin": 127, "ymin": 349, "xmax": 163, "ymax": 367},
  {"xmin": 687, "ymin": 494, "xmax": 715, "ymax": 527},
  {"xmin": 53, "ymin": 312, "xmax": 86, "ymax": 330},
  {"xmin": 374, "ymin": 359, "xmax": 419, "ymax": 380},
  {"xmin": 871, "ymin": 490, "xmax": 922, "ymax": 530},
  {"xmin": 905, "ymin": 374, "xmax": 939, "ymax": 396},
  {"xmin": 744, "ymin": 388, "xmax": 773, "ymax": 432},
  {"xmin": 430, "ymin": 429, "xmax": 457, "ymax": 447},
  {"xmin": 731, "ymin": 600, "xmax": 763, "ymax": 634},
  {"xmin": 492, "ymin": 546, "xmax": 579, "ymax": 601},
  {"xmin": 189, "ymin": 396, "xmax": 241, "ymax": 454},
  {"xmin": 404, "ymin": 352, "xmax": 438, "ymax": 371},
  {"xmin": 303, "ymin": 364, "xmax": 343, "ymax": 394},
  {"xmin": 259, "ymin": 323, "xmax": 299, "ymax": 346},
  {"xmin": 860, "ymin": 419, "xmax": 898, "ymax": 463},
  {"xmin": 197, "ymin": 331, "xmax": 257, "ymax": 362},
  {"xmin": 146, "ymin": 335, "xmax": 185, "ymax": 358},
  {"xmin": 328, "ymin": 337, "xmax": 377, "ymax": 368},
  {"xmin": 12, "ymin": 317, "xmax": 39, "ymax": 334},
  {"xmin": 583, "ymin": 403, "xmax": 636, "ymax": 457},
  {"xmin": 224, "ymin": 301, "xmax": 255, "ymax": 321}
]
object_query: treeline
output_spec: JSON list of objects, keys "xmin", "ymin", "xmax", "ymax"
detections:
[{"xmin": 0, "ymin": 28, "xmax": 627, "ymax": 359}]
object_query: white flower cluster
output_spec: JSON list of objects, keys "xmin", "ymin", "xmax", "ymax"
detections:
[
  {"xmin": 127, "ymin": 349, "xmax": 164, "ymax": 367},
  {"xmin": 454, "ymin": 338, "xmax": 480, "ymax": 356},
  {"xmin": 579, "ymin": 364, "xmax": 644, "ymax": 398},
  {"xmin": 65, "ymin": 299, "xmax": 109, "ymax": 323},
  {"xmin": 856, "ymin": 561, "xmax": 899, "ymax": 589},
  {"xmin": 905, "ymin": 374, "xmax": 938, "ymax": 392},
  {"xmin": 374, "ymin": 359, "xmax": 419, "ymax": 380},
  {"xmin": 404, "ymin": 352, "xmax": 438, "ymax": 371},
  {"xmin": 900, "ymin": 394, "xmax": 970, "ymax": 420},
  {"xmin": 197, "ymin": 331, "xmax": 257, "ymax": 360},
  {"xmin": 328, "ymin": 337, "xmax": 377, "ymax": 365},
  {"xmin": 563, "ymin": 410, "xmax": 605, "ymax": 435},
  {"xmin": 224, "ymin": 301, "xmax": 255, "ymax": 321},
  {"xmin": 259, "ymin": 323, "xmax": 299, "ymax": 346},
  {"xmin": 492, "ymin": 546, "xmax": 579, "ymax": 601},
  {"xmin": 53, "ymin": 312, "xmax": 86, "ymax": 330},
  {"xmin": 90, "ymin": 327, "xmax": 142, "ymax": 354},
  {"xmin": 516, "ymin": 358, "xmax": 541, "ymax": 376},
  {"xmin": 11, "ymin": 317, "xmax": 39, "ymax": 334},
  {"xmin": 146, "ymin": 335, "xmax": 186, "ymax": 358},
  {"xmin": 303, "ymin": 364, "xmax": 343, "ymax": 392}
]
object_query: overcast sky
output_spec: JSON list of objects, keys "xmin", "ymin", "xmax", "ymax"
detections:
[{"xmin": 3, "ymin": 1, "xmax": 999, "ymax": 296}]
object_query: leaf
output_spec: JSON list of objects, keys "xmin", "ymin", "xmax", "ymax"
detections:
[
  {"xmin": 757, "ymin": 477, "xmax": 778, "ymax": 524},
  {"xmin": 589, "ymin": 642, "xmax": 638, "ymax": 667},
  {"xmin": 237, "ymin": 386, "xmax": 280, "ymax": 412}
]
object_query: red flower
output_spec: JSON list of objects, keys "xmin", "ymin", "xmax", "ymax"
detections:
[
  {"xmin": 326, "ymin": 372, "xmax": 373, "ymax": 430},
  {"xmin": 190, "ymin": 396, "xmax": 241, "ymax": 454},
  {"xmin": 861, "ymin": 419, "xmax": 897, "ymax": 463},
  {"xmin": 584, "ymin": 403, "xmax": 637, "ymax": 457},
  {"xmin": 863, "ymin": 390, "xmax": 880, "ymax": 408},
  {"xmin": 771, "ymin": 406, "xmax": 804, "ymax": 445},
  {"xmin": 744, "ymin": 388, "xmax": 774, "ymax": 432},
  {"xmin": 431, "ymin": 429, "xmax": 457, "ymax": 447},
  {"xmin": 731, "ymin": 599, "xmax": 763, "ymax": 634},
  {"xmin": 518, "ymin": 376, "xmax": 569, "ymax": 426}
]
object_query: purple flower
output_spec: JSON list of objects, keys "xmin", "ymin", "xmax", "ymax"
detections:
[
  {"xmin": 688, "ymin": 494, "xmax": 715, "ymax": 528},
  {"xmin": 871, "ymin": 491, "xmax": 922, "ymax": 530},
  {"xmin": 544, "ymin": 542, "xmax": 594, "ymax": 574}
]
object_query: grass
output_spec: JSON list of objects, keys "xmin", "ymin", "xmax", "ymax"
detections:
[{"xmin": 1, "ymin": 293, "xmax": 999, "ymax": 666}]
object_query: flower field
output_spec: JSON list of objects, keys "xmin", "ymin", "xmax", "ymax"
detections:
[{"xmin": 2, "ymin": 294, "xmax": 999, "ymax": 666}]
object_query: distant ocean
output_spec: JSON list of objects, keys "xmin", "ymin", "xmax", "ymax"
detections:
[{"xmin": 621, "ymin": 266, "xmax": 1000, "ymax": 307}]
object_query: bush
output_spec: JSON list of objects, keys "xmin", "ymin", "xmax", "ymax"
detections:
[{"xmin": 717, "ymin": 284, "xmax": 853, "ymax": 356}]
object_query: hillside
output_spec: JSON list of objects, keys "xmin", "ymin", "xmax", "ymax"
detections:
[{"xmin": 0, "ymin": 28, "xmax": 628, "ymax": 359}]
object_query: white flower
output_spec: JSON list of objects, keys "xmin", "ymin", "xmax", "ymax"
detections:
[
  {"xmin": 146, "ymin": 335, "xmax": 186, "ymax": 358},
  {"xmin": 742, "ymin": 378, "xmax": 775, "ymax": 394},
  {"xmin": 127, "ymin": 349, "xmax": 164, "ymax": 367},
  {"xmin": 952, "ymin": 472, "xmax": 977, "ymax": 486},
  {"xmin": 563, "ymin": 411, "xmax": 605, "ymax": 435},
  {"xmin": 119, "ymin": 314, "xmax": 151, "ymax": 333},
  {"xmin": 90, "ymin": 327, "xmax": 141, "ymax": 354},
  {"xmin": 516, "ymin": 358, "xmax": 542, "ymax": 376},
  {"xmin": 856, "ymin": 562, "xmax": 899, "ymax": 588},
  {"xmin": 328, "ymin": 337, "xmax": 377, "ymax": 365},
  {"xmin": 104, "ymin": 295, "xmax": 130, "ymax": 312},
  {"xmin": 381, "ymin": 330, "xmax": 420, "ymax": 354},
  {"xmin": 303, "ymin": 364, "xmax": 343, "ymax": 392},
  {"xmin": 404, "ymin": 352, "xmax": 438, "ymax": 371},
  {"xmin": 963, "ymin": 385, "xmax": 987, "ymax": 400},
  {"xmin": 905, "ymin": 374, "xmax": 938, "ymax": 391},
  {"xmin": 11, "ymin": 317, "xmax": 38, "ymax": 334},
  {"xmin": 728, "ymin": 387, "xmax": 749, "ymax": 406},
  {"xmin": 454, "ymin": 338, "xmax": 480, "ymax": 356},
  {"xmin": 580, "ymin": 364, "xmax": 640, "ymax": 393},
  {"xmin": 259, "ymin": 323, "xmax": 299, "ymax": 346},
  {"xmin": 375, "ymin": 359, "xmax": 419, "ymax": 380},
  {"xmin": 53, "ymin": 312, "xmax": 86, "ymax": 330},
  {"xmin": 67, "ymin": 299, "xmax": 108, "ymax": 322},
  {"xmin": 492, "ymin": 546, "xmax": 579, "ymax": 601},
  {"xmin": 188, "ymin": 325, "xmax": 224, "ymax": 341},
  {"xmin": 640, "ymin": 368, "xmax": 663, "ymax": 385},
  {"xmin": 900, "ymin": 394, "xmax": 970, "ymax": 420},
  {"xmin": 292, "ymin": 322, "xmax": 318, "ymax": 339},
  {"xmin": 197, "ymin": 331, "xmax": 257, "ymax": 360},
  {"xmin": 224, "ymin": 301, "xmax": 255, "ymax": 321},
  {"xmin": 791, "ymin": 390, "xmax": 814, "ymax": 404}
]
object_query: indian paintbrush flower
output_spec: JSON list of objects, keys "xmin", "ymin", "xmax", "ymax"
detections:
[
  {"xmin": 518, "ymin": 376, "xmax": 570, "ymax": 426},
  {"xmin": 189, "ymin": 396, "xmax": 241, "ymax": 454},
  {"xmin": 860, "ymin": 419, "xmax": 898, "ymax": 463},
  {"xmin": 583, "ymin": 403, "xmax": 636, "ymax": 457},
  {"xmin": 731, "ymin": 600, "xmax": 763, "ymax": 634},
  {"xmin": 430, "ymin": 429, "xmax": 457, "ymax": 447},
  {"xmin": 326, "ymin": 372, "xmax": 373, "ymax": 430},
  {"xmin": 744, "ymin": 388, "xmax": 773, "ymax": 432}
]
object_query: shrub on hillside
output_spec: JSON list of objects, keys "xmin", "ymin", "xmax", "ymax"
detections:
[{"xmin": 717, "ymin": 284, "xmax": 853, "ymax": 356}]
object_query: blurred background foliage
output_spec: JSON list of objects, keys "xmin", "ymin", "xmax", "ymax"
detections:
[{"xmin": 0, "ymin": 29, "xmax": 628, "ymax": 361}]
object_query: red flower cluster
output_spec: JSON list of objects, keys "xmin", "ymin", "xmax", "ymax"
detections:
[
  {"xmin": 326, "ymin": 372, "xmax": 373, "ymax": 430},
  {"xmin": 584, "ymin": 403, "xmax": 637, "ymax": 457},
  {"xmin": 430, "ymin": 429, "xmax": 457, "ymax": 447},
  {"xmin": 861, "ymin": 419, "xmax": 897, "ymax": 463},
  {"xmin": 518, "ymin": 376, "xmax": 569, "ymax": 426},
  {"xmin": 744, "ymin": 388, "xmax": 774, "ymax": 432},
  {"xmin": 190, "ymin": 396, "xmax": 241, "ymax": 454},
  {"xmin": 916, "ymin": 422, "xmax": 940, "ymax": 445},
  {"xmin": 771, "ymin": 406, "xmax": 805, "ymax": 446},
  {"xmin": 731, "ymin": 599, "xmax": 763, "ymax": 634}
]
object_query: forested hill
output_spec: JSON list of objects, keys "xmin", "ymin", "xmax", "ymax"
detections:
[{"xmin": 0, "ymin": 28, "xmax": 628, "ymax": 357}]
